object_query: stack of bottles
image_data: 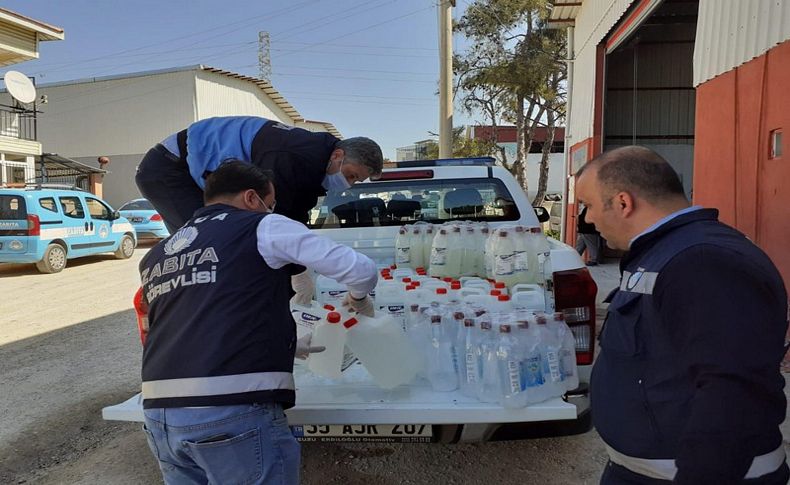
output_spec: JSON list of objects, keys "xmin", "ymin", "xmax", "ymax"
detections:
[{"xmin": 395, "ymin": 222, "xmax": 554, "ymax": 295}]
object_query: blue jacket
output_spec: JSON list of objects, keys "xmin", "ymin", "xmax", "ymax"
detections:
[
  {"xmin": 140, "ymin": 204, "xmax": 296, "ymax": 409},
  {"xmin": 591, "ymin": 209, "xmax": 788, "ymax": 483}
]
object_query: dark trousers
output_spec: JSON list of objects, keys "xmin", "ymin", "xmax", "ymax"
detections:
[
  {"xmin": 600, "ymin": 460, "xmax": 790, "ymax": 485},
  {"xmin": 135, "ymin": 145, "xmax": 204, "ymax": 233},
  {"xmin": 576, "ymin": 232, "xmax": 602, "ymax": 263}
]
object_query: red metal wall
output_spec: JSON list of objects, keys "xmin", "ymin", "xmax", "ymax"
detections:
[{"xmin": 694, "ymin": 39, "xmax": 790, "ymax": 287}]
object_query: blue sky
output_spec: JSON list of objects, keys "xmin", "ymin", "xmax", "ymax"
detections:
[{"xmin": 3, "ymin": 0, "xmax": 476, "ymax": 160}]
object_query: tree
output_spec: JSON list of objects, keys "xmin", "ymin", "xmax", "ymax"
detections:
[
  {"xmin": 423, "ymin": 126, "xmax": 499, "ymax": 159},
  {"xmin": 455, "ymin": 0, "xmax": 566, "ymax": 202}
]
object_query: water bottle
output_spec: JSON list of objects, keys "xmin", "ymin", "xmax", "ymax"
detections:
[
  {"xmin": 516, "ymin": 319, "xmax": 550, "ymax": 404},
  {"xmin": 481, "ymin": 227, "xmax": 492, "ymax": 278},
  {"xmin": 308, "ymin": 311, "xmax": 347, "ymax": 379},
  {"xmin": 458, "ymin": 317, "xmax": 481, "ymax": 398},
  {"xmin": 410, "ymin": 226, "xmax": 425, "ymax": 270},
  {"xmin": 476, "ymin": 319, "xmax": 501, "ymax": 402},
  {"xmin": 429, "ymin": 228, "xmax": 449, "ymax": 278},
  {"xmin": 493, "ymin": 230, "xmax": 519, "ymax": 288},
  {"xmin": 446, "ymin": 226, "xmax": 463, "ymax": 278},
  {"xmin": 422, "ymin": 225, "xmax": 435, "ymax": 268},
  {"xmin": 315, "ymin": 275, "xmax": 348, "ymax": 306},
  {"xmin": 395, "ymin": 227, "xmax": 411, "ymax": 267},
  {"xmin": 535, "ymin": 314, "xmax": 564, "ymax": 397},
  {"xmin": 426, "ymin": 314, "xmax": 459, "ymax": 392},
  {"xmin": 497, "ymin": 323, "xmax": 528, "ymax": 408},
  {"xmin": 513, "ymin": 226, "xmax": 530, "ymax": 284},
  {"xmin": 550, "ymin": 312, "xmax": 579, "ymax": 391}
]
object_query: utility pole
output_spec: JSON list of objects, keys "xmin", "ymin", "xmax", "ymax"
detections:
[
  {"xmin": 258, "ymin": 31, "xmax": 272, "ymax": 81},
  {"xmin": 438, "ymin": 0, "xmax": 454, "ymax": 158}
]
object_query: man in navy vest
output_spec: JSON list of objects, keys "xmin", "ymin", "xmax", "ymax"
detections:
[
  {"xmin": 139, "ymin": 161, "xmax": 377, "ymax": 485},
  {"xmin": 576, "ymin": 146, "xmax": 788, "ymax": 484},
  {"xmin": 135, "ymin": 116, "xmax": 383, "ymax": 231}
]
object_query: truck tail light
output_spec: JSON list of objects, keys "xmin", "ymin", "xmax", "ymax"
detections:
[
  {"xmin": 553, "ymin": 268, "xmax": 598, "ymax": 365},
  {"xmin": 27, "ymin": 214, "xmax": 40, "ymax": 236},
  {"xmin": 133, "ymin": 287, "xmax": 149, "ymax": 346},
  {"xmin": 150, "ymin": 213, "xmax": 163, "ymax": 221}
]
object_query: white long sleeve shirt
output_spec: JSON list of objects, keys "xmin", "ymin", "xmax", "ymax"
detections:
[{"xmin": 256, "ymin": 214, "xmax": 378, "ymax": 298}]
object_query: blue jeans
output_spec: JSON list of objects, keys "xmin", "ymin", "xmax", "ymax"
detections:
[{"xmin": 143, "ymin": 403, "xmax": 300, "ymax": 485}]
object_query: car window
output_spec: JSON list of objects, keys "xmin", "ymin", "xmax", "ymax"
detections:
[
  {"xmin": 59, "ymin": 196, "xmax": 85, "ymax": 219},
  {"xmin": 306, "ymin": 177, "xmax": 520, "ymax": 229},
  {"xmin": 550, "ymin": 203, "xmax": 562, "ymax": 217},
  {"xmin": 85, "ymin": 198, "xmax": 113, "ymax": 220},
  {"xmin": 0, "ymin": 195, "xmax": 26, "ymax": 219},
  {"xmin": 39, "ymin": 197, "xmax": 59, "ymax": 213},
  {"xmin": 119, "ymin": 200, "xmax": 153, "ymax": 211}
]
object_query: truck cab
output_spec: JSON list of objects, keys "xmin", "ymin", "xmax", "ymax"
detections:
[{"xmin": 104, "ymin": 158, "xmax": 598, "ymax": 443}]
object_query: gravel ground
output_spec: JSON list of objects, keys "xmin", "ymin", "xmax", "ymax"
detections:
[{"xmin": 1, "ymin": 254, "xmax": 787, "ymax": 484}]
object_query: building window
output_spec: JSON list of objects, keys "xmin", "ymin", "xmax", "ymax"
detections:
[{"xmin": 770, "ymin": 129, "xmax": 782, "ymax": 159}]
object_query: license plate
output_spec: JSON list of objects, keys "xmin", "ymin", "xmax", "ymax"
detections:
[
  {"xmin": 291, "ymin": 424, "xmax": 432, "ymax": 443},
  {"xmin": 129, "ymin": 217, "xmax": 144, "ymax": 223}
]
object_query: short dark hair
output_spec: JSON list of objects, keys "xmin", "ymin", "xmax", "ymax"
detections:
[
  {"xmin": 576, "ymin": 146, "xmax": 686, "ymax": 206},
  {"xmin": 203, "ymin": 160, "xmax": 273, "ymax": 203},
  {"xmin": 336, "ymin": 137, "xmax": 384, "ymax": 179}
]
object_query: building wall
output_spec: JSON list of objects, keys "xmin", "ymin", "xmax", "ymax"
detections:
[
  {"xmin": 694, "ymin": 39, "xmax": 790, "ymax": 287},
  {"xmin": 194, "ymin": 71, "xmax": 295, "ymax": 122},
  {"xmin": 694, "ymin": 0, "xmax": 790, "ymax": 87}
]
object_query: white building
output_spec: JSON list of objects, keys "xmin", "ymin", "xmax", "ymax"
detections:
[{"xmin": 36, "ymin": 65, "xmax": 341, "ymax": 207}]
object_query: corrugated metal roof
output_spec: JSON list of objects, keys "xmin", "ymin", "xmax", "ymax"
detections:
[
  {"xmin": 694, "ymin": 0, "xmax": 790, "ymax": 86},
  {"xmin": 0, "ymin": 7, "xmax": 64, "ymax": 41},
  {"xmin": 300, "ymin": 119, "xmax": 343, "ymax": 139},
  {"xmin": 548, "ymin": 1, "xmax": 583, "ymax": 25}
]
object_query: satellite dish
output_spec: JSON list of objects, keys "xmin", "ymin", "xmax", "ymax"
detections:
[{"xmin": 4, "ymin": 70, "xmax": 37, "ymax": 105}]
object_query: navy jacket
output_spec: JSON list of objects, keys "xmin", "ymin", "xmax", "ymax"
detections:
[
  {"xmin": 140, "ymin": 204, "xmax": 296, "ymax": 409},
  {"xmin": 591, "ymin": 209, "xmax": 787, "ymax": 484}
]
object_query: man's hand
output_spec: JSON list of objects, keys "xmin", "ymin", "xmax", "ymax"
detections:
[
  {"xmin": 291, "ymin": 270, "xmax": 315, "ymax": 306},
  {"xmin": 342, "ymin": 293, "xmax": 375, "ymax": 317},
  {"xmin": 295, "ymin": 334, "xmax": 325, "ymax": 360}
]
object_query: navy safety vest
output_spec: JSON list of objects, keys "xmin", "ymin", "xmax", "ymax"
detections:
[
  {"xmin": 591, "ymin": 209, "xmax": 787, "ymax": 461},
  {"xmin": 140, "ymin": 204, "xmax": 296, "ymax": 409}
]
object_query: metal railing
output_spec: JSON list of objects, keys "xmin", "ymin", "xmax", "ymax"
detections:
[{"xmin": 0, "ymin": 107, "xmax": 36, "ymax": 141}]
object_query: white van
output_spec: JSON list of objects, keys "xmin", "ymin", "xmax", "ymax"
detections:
[{"xmin": 104, "ymin": 158, "xmax": 598, "ymax": 443}]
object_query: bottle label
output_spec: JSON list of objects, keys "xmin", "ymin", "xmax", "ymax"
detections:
[
  {"xmin": 495, "ymin": 253, "xmax": 514, "ymax": 276},
  {"xmin": 507, "ymin": 360, "xmax": 521, "ymax": 394},
  {"xmin": 465, "ymin": 351, "xmax": 479, "ymax": 383},
  {"xmin": 560, "ymin": 348, "xmax": 575, "ymax": 378},
  {"xmin": 396, "ymin": 247, "xmax": 410, "ymax": 264},
  {"xmin": 546, "ymin": 350, "xmax": 562, "ymax": 382},
  {"xmin": 520, "ymin": 354, "xmax": 544, "ymax": 388},
  {"xmin": 431, "ymin": 247, "xmax": 447, "ymax": 266},
  {"xmin": 514, "ymin": 251, "xmax": 528, "ymax": 272},
  {"xmin": 341, "ymin": 348, "xmax": 358, "ymax": 372}
]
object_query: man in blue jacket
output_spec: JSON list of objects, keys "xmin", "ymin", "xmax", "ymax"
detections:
[
  {"xmin": 139, "ymin": 161, "xmax": 377, "ymax": 484},
  {"xmin": 576, "ymin": 146, "xmax": 788, "ymax": 484},
  {"xmin": 135, "ymin": 116, "xmax": 383, "ymax": 231}
]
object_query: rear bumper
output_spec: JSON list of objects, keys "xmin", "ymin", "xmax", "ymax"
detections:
[{"xmin": 0, "ymin": 250, "xmax": 42, "ymax": 264}]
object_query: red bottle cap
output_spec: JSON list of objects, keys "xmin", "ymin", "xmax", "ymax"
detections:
[
  {"xmin": 343, "ymin": 318, "xmax": 358, "ymax": 329},
  {"xmin": 327, "ymin": 312, "xmax": 341, "ymax": 323},
  {"xmin": 436, "ymin": 288, "xmax": 448, "ymax": 294}
]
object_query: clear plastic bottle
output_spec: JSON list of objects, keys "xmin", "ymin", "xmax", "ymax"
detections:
[
  {"xmin": 493, "ymin": 230, "xmax": 519, "ymax": 288},
  {"xmin": 550, "ymin": 312, "xmax": 579, "ymax": 391},
  {"xmin": 476, "ymin": 319, "xmax": 501, "ymax": 403},
  {"xmin": 308, "ymin": 311, "xmax": 346, "ymax": 379},
  {"xmin": 480, "ymin": 226, "xmax": 492, "ymax": 278},
  {"xmin": 536, "ymin": 313, "xmax": 564, "ymax": 398},
  {"xmin": 429, "ymin": 228, "xmax": 449, "ymax": 278},
  {"xmin": 513, "ymin": 226, "xmax": 530, "ymax": 284},
  {"xmin": 497, "ymin": 323, "xmax": 528, "ymax": 408},
  {"xmin": 458, "ymin": 317, "xmax": 481, "ymax": 398},
  {"xmin": 410, "ymin": 226, "xmax": 425, "ymax": 270},
  {"xmin": 446, "ymin": 226, "xmax": 464, "ymax": 278},
  {"xmin": 422, "ymin": 225, "xmax": 435, "ymax": 268},
  {"xmin": 395, "ymin": 227, "xmax": 411, "ymax": 267},
  {"xmin": 426, "ymin": 314, "xmax": 459, "ymax": 392},
  {"xmin": 516, "ymin": 319, "xmax": 550, "ymax": 404},
  {"xmin": 530, "ymin": 227, "xmax": 554, "ymax": 311}
]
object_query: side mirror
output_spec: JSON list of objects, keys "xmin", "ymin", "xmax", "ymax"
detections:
[
  {"xmin": 112, "ymin": 210, "xmax": 121, "ymax": 220},
  {"xmin": 533, "ymin": 206, "xmax": 550, "ymax": 223}
]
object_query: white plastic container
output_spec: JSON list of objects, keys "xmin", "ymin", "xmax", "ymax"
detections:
[
  {"xmin": 409, "ymin": 226, "xmax": 425, "ymax": 270},
  {"xmin": 422, "ymin": 225, "xmax": 435, "ymax": 268},
  {"xmin": 308, "ymin": 311, "xmax": 347, "ymax": 380},
  {"xmin": 510, "ymin": 283, "xmax": 545, "ymax": 311},
  {"xmin": 375, "ymin": 280, "xmax": 407, "ymax": 331},
  {"xmin": 429, "ymin": 228, "xmax": 449, "ymax": 278},
  {"xmin": 395, "ymin": 227, "xmax": 411, "ymax": 267},
  {"xmin": 493, "ymin": 230, "xmax": 519, "ymax": 288},
  {"xmin": 316, "ymin": 275, "xmax": 348, "ymax": 306},
  {"xmin": 344, "ymin": 312, "xmax": 421, "ymax": 389},
  {"xmin": 290, "ymin": 300, "xmax": 338, "ymax": 339}
]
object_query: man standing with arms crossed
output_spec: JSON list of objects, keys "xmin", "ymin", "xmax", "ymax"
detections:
[
  {"xmin": 576, "ymin": 146, "xmax": 788, "ymax": 484},
  {"xmin": 139, "ymin": 162, "xmax": 376, "ymax": 484}
]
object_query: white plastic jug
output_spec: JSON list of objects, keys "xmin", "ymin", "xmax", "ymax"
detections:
[
  {"xmin": 316, "ymin": 275, "xmax": 348, "ymax": 306},
  {"xmin": 510, "ymin": 283, "xmax": 545, "ymax": 311},
  {"xmin": 375, "ymin": 280, "xmax": 407, "ymax": 331},
  {"xmin": 308, "ymin": 311, "xmax": 347, "ymax": 379},
  {"xmin": 344, "ymin": 312, "xmax": 421, "ymax": 389},
  {"xmin": 290, "ymin": 300, "xmax": 338, "ymax": 339}
]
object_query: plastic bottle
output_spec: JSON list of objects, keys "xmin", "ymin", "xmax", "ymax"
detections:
[
  {"xmin": 446, "ymin": 226, "xmax": 463, "ymax": 278},
  {"xmin": 480, "ymin": 226, "xmax": 492, "ymax": 278},
  {"xmin": 429, "ymin": 228, "xmax": 449, "ymax": 278},
  {"xmin": 516, "ymin": 319, "xmax": 550, "ymax": 404},
  {"xmin": 343, "ymin": 312, "xmax": 421, "ymax": 389},
  {"xmin": 458, "ymin": 317, "xmax": 481, "ymax": 398},
  {"xmin": 290, "ymin": 301, "xmax": 337, "ymax": 340},
  {"xmin": 375, "ymin": 280, "xmax": 407, "ymax": 331},
  {"xmin": 550, "ymin": 312, "xmax": 579, "ymax": 391},
  {"xmin": 513, "ymin": 226, "xmax": 530, "ymax": 284},
  {"xmin": 510, "ymin": 283, "xmax": 546, "ymax": 311},
  {"xmin": 410, "ymin": 226, "xmax": 425, "ymax": 270},
  {"xmin": 497, "ymin": 323, "xmax": 528, "ymax": 408},
  {"xmin": 395, "ymin": 227, "xmax": 411, "ymax": 267},
  {"xmin": 476, "ymin": 319, "xmax": 501, "ymax": 403},
  {"xmin": 315, "ymin": 275, "xmax": 349, "ymax": 306},
  {"xmin": 535, "ymin": 314, "xmax": 564, "ymax": 397},
  {"xmin": 530, "ymin": 226, "xmax": 555, "ymax": 311},
  {"xmin": 308, "ymin": 311, "xmax": 347, "ymax": 379},
  {"xmin": 493, "ymin": 230, "xmax": 519, "ymax": 288},
  {"xmin": 426, "ymin": 314, "xmax": 459, "ymax": 392},
  {"xmin": 422, "ymin": 225, "xmax": 435, "ymax": 267}
]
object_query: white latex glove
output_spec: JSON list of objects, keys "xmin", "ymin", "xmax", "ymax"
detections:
[
  {"xmin": 342, "ymin": 292, "xmax": 375, "ymax": 317},
  {"xmin": 291, "ymin": 270, "xmax": 315, "ymax": 306},
  {"xmin": 295, "ymin": 334, "xmax": 325, "ymax": 360}
]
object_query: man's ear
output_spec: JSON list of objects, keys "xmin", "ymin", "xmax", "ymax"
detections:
[
  {"xmin": 329, "ymin": 148, "xmax": 344, "ymax": 163},
  {"xmin": 617, "ymin": 191, "xmax": 636, "ymax": 217}
]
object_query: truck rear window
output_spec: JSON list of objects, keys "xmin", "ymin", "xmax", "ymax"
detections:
[
  {"xmin": 307, "ymin": 178, "xmax": 520, "ymax": 229},
  {"xmin": 0, "ymin": 195, "xmax": 26, "ymax": 220}
]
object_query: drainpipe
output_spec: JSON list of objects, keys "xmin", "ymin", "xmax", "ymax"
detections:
[{"xmin": 560, "ymin": 25, "xmax": 574, "ymax": 244}]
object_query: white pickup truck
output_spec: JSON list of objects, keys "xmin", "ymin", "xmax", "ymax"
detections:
[{"xmin": 104, "ymin": 157, "xmax": 598, "ymax": 443}]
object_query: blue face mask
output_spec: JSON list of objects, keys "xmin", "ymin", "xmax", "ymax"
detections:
[{"xmin": 322, "ymin": 160, "xmax": 351, "ymax": 192}]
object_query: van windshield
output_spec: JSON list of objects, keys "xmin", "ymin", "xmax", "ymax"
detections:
[
  {"xmin": 307, "ymin": 177, "xmax": 520, "ymax": 229},
  {"xmin": 0, "ymin": 195, "xmax": 26, "ymax": 220}
]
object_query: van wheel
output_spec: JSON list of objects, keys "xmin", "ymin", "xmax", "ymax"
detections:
[
  {"xmin": 115, "ymin": 235, "xmax": 135, "ymax": 259},
  {"xmin": 35, "ymin": 243, "xmax": 67, "ymax": 273}
]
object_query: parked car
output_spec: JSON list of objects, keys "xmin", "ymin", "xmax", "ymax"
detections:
[
  {"xmin": 0, "ymin": 185, "xmax": 137, "ymax": 273},
  {"xmin": 118, "ymin": 198, "xmax": 169, "ymax": 240},
  {"xmin": 540, "ymin": 193, "xmax": 563, "ymax": 234}
]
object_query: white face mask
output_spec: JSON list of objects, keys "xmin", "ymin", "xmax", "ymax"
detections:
[
  {"xmin": 322, "ymin": 159, "xmax": 351, "ymax": 192},
  {"xmin": 254, "ymin": 192, "xmax": 275, "ymax": 214}
]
